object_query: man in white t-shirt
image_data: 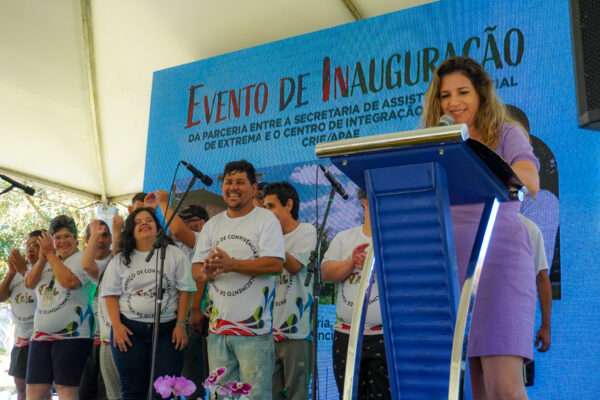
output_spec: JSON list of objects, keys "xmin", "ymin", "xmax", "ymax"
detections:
[
  {"xmin": 520, "ymin": 215, "xmax": 552, "ymax": 352},
  {"xmin": 80, "ymin": 220, "xmax": 119, "ymax": 400},
  {"xmin": 0, "ymin": 230, "xmax": 42, "ymax": 400},
  {"xmin": 321, "ymin": 190, "xmax": 390, "ymax": 400},
  {"xmin": 263, "ymin": 181, "xmax": 316, "ymax": 400},
  {"xmin": 192, "ymin": 160, "xmax": 285, "ymax": 400}
]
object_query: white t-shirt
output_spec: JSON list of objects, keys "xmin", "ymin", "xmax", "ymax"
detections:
[
  {"xmin": 92, "ymin": 255, "xmax": 112, "ymax": 342},
  {"xmin": 174, "ymin": 231, "xmax": 201, "ymax": 260},
  {"xmin": 322, "ymin": 225, "xmax": 382, "ymax": 335},
  {"xmin": 191, "ymin": 206, "xmax": 285, "ymax": 336},
  {"xmin": 520, "ymin": 215, "xmax": 549, "ymax": 276},
  {"xmin": 101, "ymin": 245, "xmax": 195, "ymax": 323},
  {"xmin": 32, "ymin": 251, "xmax": 96, "ymax": 341},
  {"xmin": 273, "ymin": 222, "xmax": 317, "ymax": 341},
  {"xmin": 9, "ymin": 267, "xmax": 36, "ymax": 345}
]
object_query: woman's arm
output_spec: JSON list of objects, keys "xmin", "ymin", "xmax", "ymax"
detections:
[
  {"xmin": 104, "ymin": 295, "xmax": 132, "ymax": 351},
  {"xmin": 322, "ymin": 243, "xmax": 369, "ymax": 282},
  {"xmin": 512, "ymin": 160, "xmax": 540, "ymax": 196},
  {"xmin": 47, "ymin": 253, "xmax": 82, "ymax": 289},
  {"xmin": 35, "ymin": 231, "xmax": 82, "ymax": 289},
  {"xmin": 172, "ymin": 291, "xmax": 191, "ymax": 350}
]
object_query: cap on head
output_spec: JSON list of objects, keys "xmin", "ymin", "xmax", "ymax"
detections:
[{"xmin": 178, "ymin": 204, "xmax": 209, "ymax": 221}]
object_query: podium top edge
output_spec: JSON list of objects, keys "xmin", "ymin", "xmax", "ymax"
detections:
[{"xmin": 315, "ymin": 124, "xmax": 469, "ymax": 158}]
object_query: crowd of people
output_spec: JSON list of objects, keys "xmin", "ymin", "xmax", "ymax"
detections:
[{"xmin": 1, "ymin": 57, "xmax": 552, "ymax": 400}]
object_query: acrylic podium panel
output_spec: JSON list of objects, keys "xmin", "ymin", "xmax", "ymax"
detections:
[{"xmin": 316, "ymin": 124, "xmax": 521, "ymax": 400}]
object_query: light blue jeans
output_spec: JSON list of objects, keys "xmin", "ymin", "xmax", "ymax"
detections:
[{"xmin": 207, "ymin": 333, "xmax": 275, "ymax": 400}]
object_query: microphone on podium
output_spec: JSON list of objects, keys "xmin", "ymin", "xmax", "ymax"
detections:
[{"xmin": 438, "ymin": 114, "xmax": 455, "ymax": 126}]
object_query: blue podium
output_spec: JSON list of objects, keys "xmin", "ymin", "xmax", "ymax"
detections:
[{"xmin": 315, "ymin": 124, "xmax": 525, "ymax": 400}]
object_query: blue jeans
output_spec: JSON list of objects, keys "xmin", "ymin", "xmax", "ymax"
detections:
[
  {"xmin": 207, "ymin": 333, "xmax": 275, "ymax": 400},
  {"xmin": 111, "ymin": 316, "xmax": 184, "ymax": 400}
]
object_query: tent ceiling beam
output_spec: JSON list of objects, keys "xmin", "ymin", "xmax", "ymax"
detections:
[
  {"xmin": 341, "ymin": 0, "xmax": 363, "ymax": 20},
  {"xmin": 81, "ymin": 0, "xmax": 108, "ymax": 206}
]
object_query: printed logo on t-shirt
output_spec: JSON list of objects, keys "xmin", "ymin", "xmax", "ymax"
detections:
[
  {"xmin": 123, "ymin": 268, "xmax": 174, "ymax": 320},
  {"xmin": 37, "ymin": 286, "xmax": 70, "ymax": 315},
  {"xmin": 215, "ymin": 234, "xmax": 259, "ymax": 256},
  {"xmin": 210, "ymin": 234, "xmax": 259, "ymax": 296},
  {"xmin": 14, "ymin": 292, "xmax": 35, "ymax": 304},
  {"xmin": 209, "ymin": 284, "xmax": 274, "ymax": 335},
  {"xmin": 38, "ymin": 283, "xmax": 59, "ymax": 297},
  {"xmin": 272, "ymin": 294, "xmax": 312, "ymax": 341},
  {"xmin": 340, "ymin": 279, "xmax": 380, "ymax": 308},
  {"xmin": 274, "ymin": 273, "xmax": 294, "ymax": 308}
]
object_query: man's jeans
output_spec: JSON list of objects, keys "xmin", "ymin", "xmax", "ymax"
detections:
[{"xmin": 207, "ymin": 333, "xmax": 275, "ymax": 400}]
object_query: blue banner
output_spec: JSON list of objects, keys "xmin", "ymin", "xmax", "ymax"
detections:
[{"xmin": 145, "ymin": 0, "xmax": 600, "ymax": 397}]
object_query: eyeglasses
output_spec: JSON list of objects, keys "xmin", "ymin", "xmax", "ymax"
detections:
[
  {"xmin": 53, "ymin": 233, "xmax": 75, "ymax": 241},
  {"xmin": 25, "ymin": 242, "xmax": 39, "ymax": 250}
]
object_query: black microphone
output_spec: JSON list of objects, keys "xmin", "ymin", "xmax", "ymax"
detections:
[
  {"xmin": 0, "ymin": 174, "xmax": 35, "ymax": 196},
  {"xmin": 438, "ymin": 114, "xmax": 455, "ymax": 126},
  {"xmin": 319, "ymin": 165, "xmax": 348, "ymax": 200},
  {"xmin": 181, "ymin": 161, "xmax": 212, "ymax": 186}
]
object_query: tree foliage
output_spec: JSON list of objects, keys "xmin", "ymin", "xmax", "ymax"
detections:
[{"xmin": 0, "ymin": 184, "xmax": 112, "ymax": 279}]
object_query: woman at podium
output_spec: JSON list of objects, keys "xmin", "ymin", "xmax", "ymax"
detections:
[{"xmin": 423, "ymin": 56, "xmax": 539, "ymax": 400}]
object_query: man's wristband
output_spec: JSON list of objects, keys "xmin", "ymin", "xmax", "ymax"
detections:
[{"xmin": 176, "ymin": 321, "xmax": 187, "ymax": 327}]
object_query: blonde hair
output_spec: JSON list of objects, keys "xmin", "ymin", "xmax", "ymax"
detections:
[{"xmin": 422, "ymin": 57, "xmax": 522, "ymax": 148}]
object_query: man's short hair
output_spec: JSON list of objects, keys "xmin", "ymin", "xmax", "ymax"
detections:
[
  {"xmin": 357, "ymin": 189, "xmax": 367, "ymax": 201},
  {"xmin": 263, "ymin": 181, "xmax": 300, "ymax": 220},
  {"xmin": 131, "ymin": 192, "xmax": 147, "ymax": 205},
  {"xmin": 222, "ymin": 160, "xmax": 257, "ymax": 184},
  {"xmin": 49, "ymin": 215, "xmax": 77, "ymax": 236},
  {"xmin": 84, "ymin": 220, "xmax": 111, "ymax": 240},
  {"xmin": 178, "ymin": 205, "xmax": 209, "ymax": 222},
  {"xmin": 28, "ymin": 230, "xmax": 46, "ymax": 239}
]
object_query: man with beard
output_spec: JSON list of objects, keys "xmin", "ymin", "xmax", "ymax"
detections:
[{"xmin": 192, "ymin": 160, "xmax": 285, "ymax": 400}]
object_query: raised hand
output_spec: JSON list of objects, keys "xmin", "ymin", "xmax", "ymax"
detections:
[{"xmin": 37, "ymin": 231, "xmax": 56, "ymax": 257}]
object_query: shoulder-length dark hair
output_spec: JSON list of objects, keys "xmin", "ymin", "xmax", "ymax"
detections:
[
  {"xmin": 119, "ymin": 207, "xmax": 170, "ymax": 266},
  {"xmin": 422, "ymin": 56, "xmax": 523, "ymax": 148}
]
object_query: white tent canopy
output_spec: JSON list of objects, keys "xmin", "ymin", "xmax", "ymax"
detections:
[{"xmin": 0, "ymin": 0, "xmax": 432, "ymax": 204}]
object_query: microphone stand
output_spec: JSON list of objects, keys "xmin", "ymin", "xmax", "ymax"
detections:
[
  {"xmin": 146, "ymin": 175, "xmax": 197, "ymax": 400},
  {"xmin": 305, "ymin": 186, "xmax": 337, "ymax": 400}
]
